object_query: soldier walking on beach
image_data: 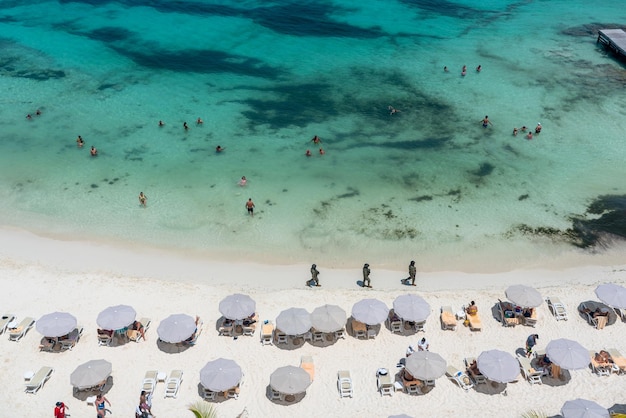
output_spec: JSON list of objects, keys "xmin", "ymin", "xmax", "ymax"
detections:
[
  {"xmin": 408, "ymin": 260, "xmax": 416, "ymax": 286},
  {"xmin": 362, "ymin": 263, "xmax": 371, "ymax": 288},
  {"xmin": 309, "ymin": 264, "xmax": 320, "ymax": 287}
]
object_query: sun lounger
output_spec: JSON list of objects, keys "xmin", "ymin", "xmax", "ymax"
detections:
[
  {"xmin": 128, "ymin": 318, "xmax": 151, "ymax": 342},
  {"xmin": 412, "ymin": 320, "xmax": 426, "ymax": 333},
  {"xmin": 0, "ymin": 314, "xmax": 15, "ymax": 334},
  {"xmin": 337, "ymin": 370, "xmax": 353, "ymax": 398},
  {"xmin": 464, "ymin": 357, "xmax": 486, "ymax": 384},
  {"xmin": 334, "ymin": 328, "xmax": 346, "ymax": 340},
  {"xmin": 589, "ymin": 350, "xmax": 612, "ymax": 376},
  {"xmin": 8, "ymin": 317, "xmax": 35, "ymax": 342},
  {"xmin": 446, "ymin": 365, "xmax": 474, "ymax": 391},
  {"xmin": 518, "ymin": 356, "xmax": 543, "ymax": 385},
  {"xmin": 389, "ymin": 318, "xmax": 403, "ymax": 333},
  {"xmin": 243, "ymin": 321, "xmax": 256, "ymax": 336},
  {"xmin": 274, "ymin": 329, "xmax": 288, "ymax": 345},
  {"xmin": 25, "ymin": 366, "xmax": 54, "ymax": 394},
  {"xmin": 607, "ymin": 348, "xmax": 626, "ymax": 374},
  {"xmin": 546, "ymin": 297, "xmax": 568, "ymax": 321},
  {"xmin": 467, "ymin": 311, "xmax": 482, "ymax": 331},
  {"xmin": 441, "ymin": 306, "xmax": 457, "ymax": 331},
  {"xmin": 352, "ymin": 320, "xmax": 367, "ymax": 339},
  {"xmin": 164, "ymin": 369, "xmax": 183, "ymax": 398},
  {"xmin": 300, "ymin": 356, "xmax": 315, "ymax": 381},
  {"xmin": 367, "ymin": 327, "xmax": 377, "ymax": 339},
  {"xmin": 376, "ymin": 371, "xmax": 394, "ymax": 396},
  {"xmin": 523, "ymin": 308, "xmax": 538, "ymax": 327},
  {"xmin": 498, "ymin": 300, "xmax": 519, "ymax": 327},
  {"xmin": 39, "ymin": 336, "xmax": 56, "ymax": 352},
  {"xmin": 142, "ymin": 370, "xmax": 158, "ymax": 393},
  {"xmin": 259, "ymin": 321, "xmax": 274, "ymax": 345},
  {"xmin": 401, "ymin": 371, "xmax": 423, "ymax": 395},
  {"xmin": 202, "ymin": 387, "xmax": 217, "ymax": 401},
  {"xmin": 59, "ymin": 326, "xmax": 83, "ymax": 351}
]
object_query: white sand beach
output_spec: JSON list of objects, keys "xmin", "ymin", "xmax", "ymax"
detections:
[{"xmin": 1, "ymin": 227, "xmax": 626, "ymax": 418}]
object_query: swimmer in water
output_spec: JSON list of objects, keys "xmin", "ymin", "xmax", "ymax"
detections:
[
  {"xmin": 476, "ymin": 65, "xmax": 482, "ymax": 72},
  {"xmin": 138, "ymin": 192, "xmax": 147, "ymax": 207},
  {"xmin": 319, "ymin": 148, "xmax": 325, "ymax": 155},
  {"xmin": 311, "ymin": 135, "xmax": 321, "ymax": 144},
  {"xmin": 481, "ymin": 115, "xmax": 492, "ymax": 128},
  {"xmin": 183, "ymin": 122, "xmax": 189, "ymax": 130},
  {"xmin": 513, "ymin": 128, "xmax": 518, "ymax": 136},
  {"xmin": 444, "ymin": 66, "xmax": 448, "ymax": 72},
  {"xmin": 388, "ymin": 105, "xmax": 400, "ymax": 115},
  {"xmin": 238, "ymin": 176, "xmax": 247, "ymax": 186},
  {"xmin": 535, "ymin": 123, "xmax": 542, "ymax": 134},
  {"xmin": 216, "ymin": 145, "xmax": 224, "ymax": 152},
  {"xmin": 526, "ymin": 131, "xmax": 533, "ymax": 140},
  {"xmin": 158, "ymin": 120, "xmax": 164, "ymax": 127},
  {"xmin": 305, "ymin": 149, "xmax": 312, "ymax": 157},
  {"xmin": 90, "ymin": 146, "xmax": 98, "ymax": 156},
  {"xmin": 196, "ymin": 117, "xmax": 203, "ymax": 125},
  {"xmin": 462, "ymin": 65, "xmax": 467, "ymax": 76}
]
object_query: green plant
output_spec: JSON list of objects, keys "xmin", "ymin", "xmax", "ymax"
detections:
[
  {"xmin": 188, "ymin": 401, "xmax": 218, "ymax": 418},
  {"xmin": 521, "ymin": 410, "xmax": 547, "ymax": 418}
]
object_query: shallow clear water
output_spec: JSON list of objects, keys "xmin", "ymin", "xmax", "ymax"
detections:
[{"xmin": 1, "ymin": 0, "xmax": 625, "ymax": 270}]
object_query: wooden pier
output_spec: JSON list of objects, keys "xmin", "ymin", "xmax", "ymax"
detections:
[{"xmin": 597, "ymin": 29, "xmax": 626, "ymax": 60}]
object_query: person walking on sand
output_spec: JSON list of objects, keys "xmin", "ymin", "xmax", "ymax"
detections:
[
  {"xmin": 309, "ymin": 264, "xmax": 320, "ymax": 287},
  {"xmin": 95, "ymin": 393, "xmax": 111, "ymax": 417},
  {"xmin": 408, "ymin": 260, "xmax": 416, "ymax": 286},
  {"xmin": 138, "ymin": 192, "xmax": 147, "ymax": 207},
  {"xmin": 362, "ymin": 263, "xmax": 371, "ymax": 288},
  {"xmin": 54, "ymin": 401, "xmax": 69, "ymax": 418},
  {"xmin": 526, "ymin": 334, "xmax": 539, "ymax": 357},
  {"xmin": 246, "ymin": 198, "xmax": 255, "ymax": 217}
]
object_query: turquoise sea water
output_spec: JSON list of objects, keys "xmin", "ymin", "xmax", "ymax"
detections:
[{"xmin": 1, "ymin": 0, "xmax": 625, "ymax": 270}]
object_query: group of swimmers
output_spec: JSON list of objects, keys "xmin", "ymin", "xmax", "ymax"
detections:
[
  {"xmin": 512, "ymin": 123, "xmax": 542, "ymax": 139},
  {"xmin": 443, "ymin": 65, "xmax": 481, "ymax": 76},
  {"xmin": 160, "ymin": 119, "xmax": 227, "ymax": 153},
  {"xmin": 306, "ymin": 135, "xmax": 325, "ymax": 157}
]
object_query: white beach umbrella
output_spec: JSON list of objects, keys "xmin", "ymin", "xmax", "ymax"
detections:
[
  {"xmin": 404, "ymin": 351, "xmax": 447, "ymax": 381},
  {"xmin": 36, "ymin": 312, "xmax": 77, "ymax": 337},
  {"xmin": 310, "ymin": 304, "xmax": 347, "ymax": 333},
  {"xmin": 270, "ymin": 365, "xmax": 311, "ymax": 395},
  {"xmin": 392, "ymin": 294, "xmax": 431, "ymax": 322},
  {"xmin": 157, "ymin": 314, "xmax": 196, "ymax": 343},
  {"xmin": 595, "ymin": 283, "xmax": 626, "ymax": 309},
  {"xmin": 505, "ymin": 285, "xmax": 543, "ymax": 308},
  {"xmin": 70, "ymin": 359, "xmax": 112, "ymax": 390},
  {"xmin": 276, "ymin": 308, "xmax": 311, "ymax": 336},
  {"xmin": 545, "ymin": 338, "xmax": 589, "ymax": 370},
  {"xmin": 561, "ymin": 398, "xmax": 609, "ymax": 418},
  {"xmin": 97, "ymin": 305, "xmax": 136, "ymax": 330},
  {"xmin": 219, "ymin": 294, "xmax": 256, "ymax": 320},
  {"xmin": 476, "ymin": 350, "xmax": 519, "ymax": 383},
  {"xmin": 200, "ymin": 358, "xmax": 242, "ymax": 392},
  {"xmin": 351, "ymin": 299, "xmax": 389, "ymax": 325}
]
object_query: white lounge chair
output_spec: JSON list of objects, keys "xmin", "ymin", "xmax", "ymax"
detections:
[
  {"xmin": 60, "ymin": 326, "xmax": 83, "ymax": 351},
  {"xmin": 202, "ymin": 387, "xmax": 217, "ymax": 401},
  {"xmin": 25, "ymin": 366, "xmax": 54, "ymax": 394},
  {"xmin": 589, "ymin": 350, "xmax": 611, "ymax": 376},
  {"xmin": 97, "ymin": 331, "xmax": 112, "ymax": 346},
  {"xmin": 413, "ymin": 320, "xmax": 426, "ymax": 333},
  {"xmin": 164, "ymin": 369, "xmax": 183, "ymax": 398},
  {"xmin": 464, "ymin": 357, "xmax": 487, "ymax": 384},
  {"xmin": 546, "ymin": 297, "xmax": 568, "ymax": 321},
  {"xmin": 377, "ymin": 372, "xmax": 394, "ymax": 396},
  {"xmin": 446, "ymin": 365, "xmax": 474, "ymax": 391},
  {"xmin": 8, "ymin": 317, "xmax": 35, "ymax": 342},
  {"xmin": 275, "ymin": 330, "xmax": 288, "ymax": 345},
  {"xmin": 367, "ymin": 328, "xmax": 377, "ymax": 339},
  {"xmin": 260, "ymin": 321, "xmax": 274, "ymax": 345},
  {"xmin": 142, "ymin": 370, "xmax": 158, "ymax": 393},
  {"xmin": 334, "ymin": 328, "xmax": 346, "ymax": 340},
  {"xmin": 518, "ymin": 356, "xmax": 543, "ymax": 385},
  {"xmin": 337, "ymin": 370, "xmax": 353, "ymax": 398},
  {"xmin": 219, "ymin": 319, "xmax": 234, "ymax": 337},
  {"xmin": 441, "ymin": 306, "xmax": 457, "ymax": 331},
  {"xmin": 352, "ymin": 320, "xmax": 367, "ymax": 339},
  {"xmin": 0, "ymin": 314, "xmax": 15, "ymax": 334},
  {"xmin": 300, "ymin": 356, "xmax": 314, "ymax": 382}
]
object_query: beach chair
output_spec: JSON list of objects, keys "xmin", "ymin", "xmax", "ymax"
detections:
[
  {"xmin": 164, "ymin": 369, "xmax": 183, "ymax": 398},
  {"xmin": 337, "ymin": 370, "xmax": 353, "ymax": 398},
  {"xmin": 413, "ymin": 320, "xmax": 426, "ymax": 333},
  {"xmin": 312, "ymin": 329, "xmax": 324, "ymax": 342},
  {"xmin": 260, "ymin": 321, "xmax": 274, "ymax": 345},
  {"xmin": 498, "ymin": 300, "xmax": 519, "ymax": 327},
  {"xmin": 376, "ymin": 372, "xmax": 394, "ymax": 396},
  {"xmin": 0, "ymin": 314, "xmax": 15, "ymax": 334},
  {"xmin": 334, "ymin": 328, "xmax": 346, "ymax": 340},
  {"xmin": 59, "ymin": 326, "xmax": 83, "ymax": 351},
  {"xmin": 202, "ymin": 387, "xmax": 217, "ymax": 401},
  {"xmin": 39, "ymin": 337, "xmax": 56, "ymax": 352},
  {"xmin": 8, "ymin": 317, "xmax": 35, "ymax": 342},
  {"xmin": 440, "ymin": 306, "xmax": 456, "ymax": 331},
  {"xmin": 546, "ymin": 297, "xmax": 568, "ymax": 321},
  {"xmin": 300, "ymin": 356, "xmax": 315, "ymax": 381},
  {"xmin": 269, "ymin": 387, "xmax": 281, "ymax": 401},
  {"xmin": 97, "ymin": 330, "xmax": 112, "ymax": 346},
  {"xmin": 608, "ymin": 348, "xmax": 626, "ymax": 374},
  {"xmin": 352, "ymin": 320, "xmax": 367, "ymax": 339},
  {"xmin": 128, "ymin": 318, "xmax": 150, "ymax": 342},
  {"xmin": 446, "ymin": 365, "xmax": 474, "ymax": 391},
  {"xmin": 467, "ymin": 311, "xmax": 482, "ymax": 331},
  {"xmin": 388, "ymin": 313, "xmax": 403, "ymax": 334},
  {"xmin": 523, "ymin": 308, "xmax": 538, "ymax": 327},
  {"xmin": 367, "ymin": 327, "xmax": 377, "ymax": 339},
  {"xmin": 142, "ymin": 370, "xmax": 158, "ymax": 393},
  {"xmin": 589, "ymin": 351, "xmax": 611, "ymax": 376},
  {"xmin": 518, "ymin": 356, "xmax": 543, "ymax": 385},
  {"xmin": 242, "ymin": 322, "xmax": 256, "ymax": 336},
  {"xmin": 226, "ymin": 376, "xmax": 242, "ymax": 400},
  {"xmin": 464, "ymin": 357, "xmax": 487, "ymax": 384},
  {"xmin": 219, "ymin": 319, "xmax": 234, "ymax": 337},
  {"xmin": 25, "ymin": 366, "xmax": 54, "ymax": 394},
  {"xmin": 275, "ymin": 330, "xmax": 288, "ymax": 345}
]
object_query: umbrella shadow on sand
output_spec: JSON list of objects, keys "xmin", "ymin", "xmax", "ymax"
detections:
[
  {"xmin": 195, "ymin": 383, "xmax": 231, "ymax": 404},
  {"xmin": 72, "ymin": 376, "xmax": 113, "ymax": 401},
  {"xmin": 274, "ymin": 336, "xmax": 307, "ymax": 351},
  {"xmin": 541, "ymin": 369, "xmax": 571, "ymax": 387},
  {"xmin": 473, "ymin": 380, "xmax": 508, "ymax": 395},
  {"xmin": 347, "ymin": 318, "xmax": 381, "ymax": 338},
  {"xmin": 156, "ymin": 339, "xmax": 192, "ymax": 354},
  {"xmin": 265, "ymin": 385, "xmax": 306, "ymax": 404}
]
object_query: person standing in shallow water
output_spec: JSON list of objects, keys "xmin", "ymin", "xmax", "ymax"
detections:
[
  {"xmin": 309, "ymin": 264, "xmax": 320, "ymax": 287},
  {"xmin": 362, "ymin": 263, "xmax": 371, "ymax": 288},
  {"xmin": 246, "ymin": 198, "xmax": 255, "ymax": 217},
  {"xmin": 138, "ymin": 192, "xmax": 147, "ymax": 207}
]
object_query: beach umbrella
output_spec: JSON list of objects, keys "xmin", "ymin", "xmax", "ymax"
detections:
[
  {"xmin": 157, "ymin": 314, "xmax": 196, "ymax": 343},
  {"xmin": 219, "ymin": 294, "xmax": 256, "ymax": 320},
  {"xmin": 476, "ymin": 349, "xmax": 519, "ymax": 383},
  {"xmin": 270, "ymin": 365, "xmax": 311, "ymax": 395},
  {"xmin": 392, "ymin": 294, "xmax": 431, "ymax": 322},
  {"xmin": 545, "ymin": 338, "xmax": 589, "ymax": 370},
  {"xmin": 70, "ymin": 359, "xmax": 112, "ymax": 390},
  {"xmin": 97, "ymin": 305, "xmax": 136, "ymax": 330},
  {"xmin": 505, "ymin": 285, "xmax": 543, "ymax": 308},
  {"xmin": 561, "ymin": 398, "xmax": 609, "ymax": 418},
  {"xmin": 276, "ymin": 308, "xmax": 311, "ymax": 336},
  {"xmin": 36, "ymin": 312, "xmax": 77, "ymax": 337},
  {"xmin": 310, "ymin": 304, "xmax": 347, "ymax": 333},
  {"xmin": 351, "ymin": 299, "xmax": 389, "ymax": 325},
  {"xmin": 200, "ymin": 358, "xmax": 242, "ymax": 392},
  {"xmin": 595, "ymin": 283, "xmax": 626, "ymax": 309},
  {"xmin": 404, "ymin": 351, "xmax": 447, "ymax": 381}
]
